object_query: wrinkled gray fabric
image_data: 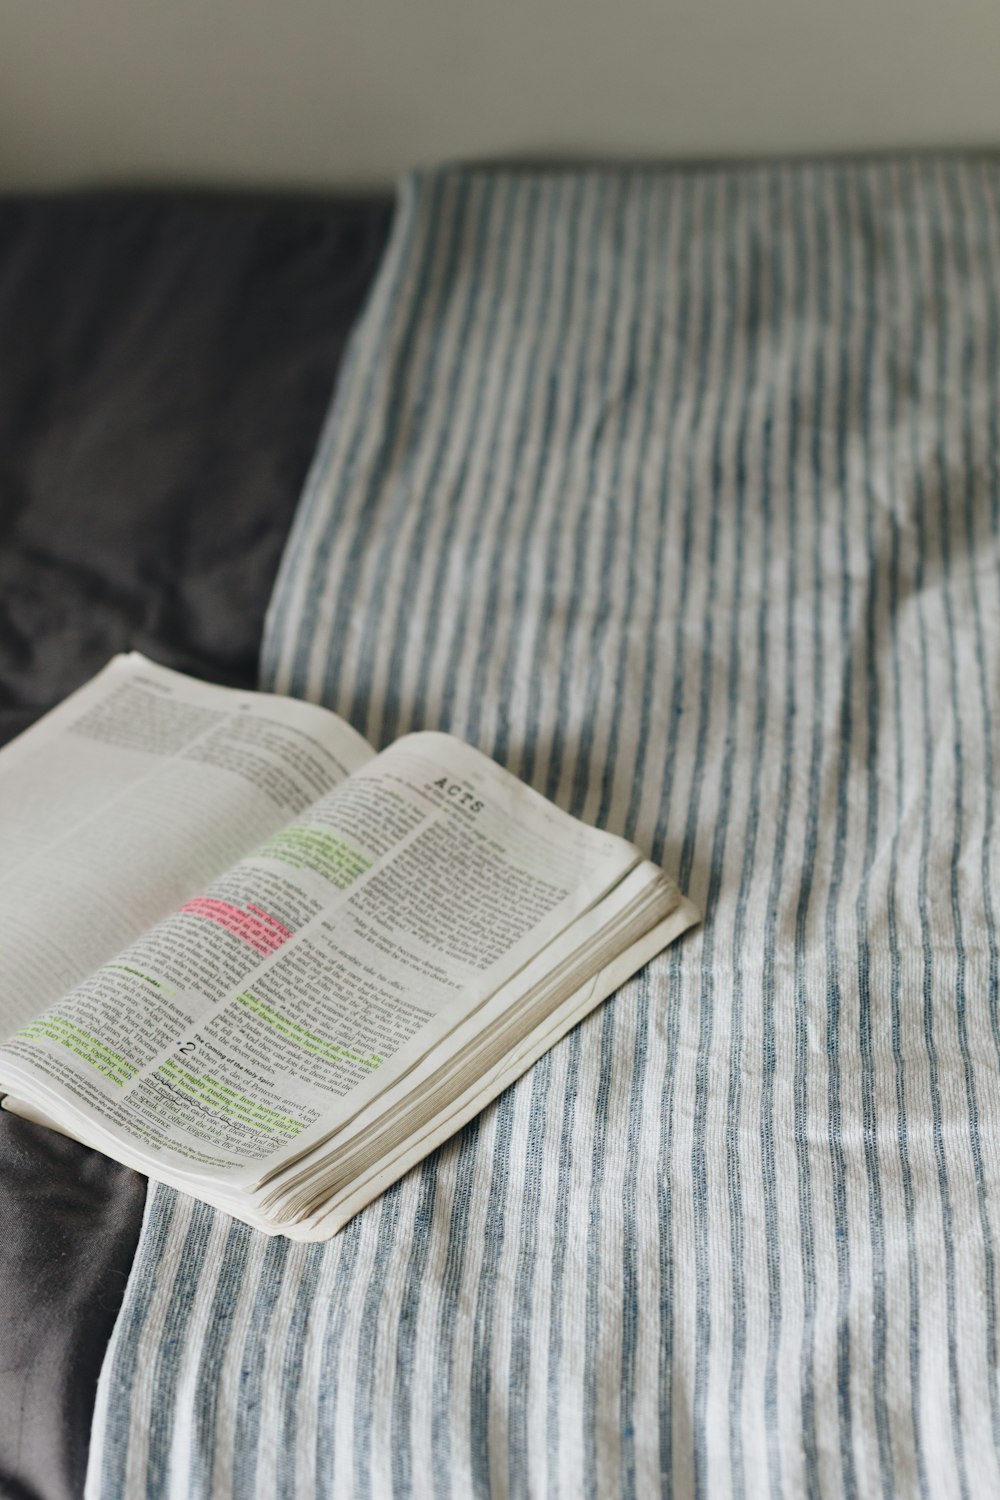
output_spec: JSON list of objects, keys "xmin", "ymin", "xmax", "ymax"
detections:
[
  {"xmin": 0, "ymin": 1115, "xmax": 146, "ymax": 1500},
  {"xmin": 0, "ymin": 191, "xmax": 389, "ymax": 1500},
  {"xmin": 0, "ymin": 192, "xmax": 391, "ymax": 743}
]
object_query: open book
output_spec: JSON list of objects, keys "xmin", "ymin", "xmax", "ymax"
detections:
[{"xmin": 0, "ymin": 655, "xmax": 698, "ymax": 1240}]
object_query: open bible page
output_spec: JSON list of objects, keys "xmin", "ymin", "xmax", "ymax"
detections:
[
  {"xmin": 0, "ymin": 654, "xmax": 373, "ymax": 1033},
  {"xmin": 0, "ymin": 732, "xmax": 642, "ymax": 1184}
]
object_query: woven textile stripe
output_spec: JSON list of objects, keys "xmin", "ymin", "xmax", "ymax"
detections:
[{"xmin": 88, "ymin": 160, "xmax": 1000, "ymax": 1499}]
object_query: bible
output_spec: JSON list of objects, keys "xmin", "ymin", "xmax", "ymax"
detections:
[{"xmin": 0, "ymin": 655, "xmax": 698, "ymax": 1240}]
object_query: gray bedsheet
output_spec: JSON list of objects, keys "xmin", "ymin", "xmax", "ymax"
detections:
[{"xmin": 0, "ymin": 191, "xmax": 390, "ymax": 1500}]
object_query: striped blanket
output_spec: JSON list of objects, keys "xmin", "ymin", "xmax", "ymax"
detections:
[{"xmin": 88, "ymin": 159, "xmax": 1000, "ymax": 1498}]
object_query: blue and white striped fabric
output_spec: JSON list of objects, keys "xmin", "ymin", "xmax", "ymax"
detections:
[{"xmin": 88, "ymin": 159, "xmax": 1000, "ymax": 1498}]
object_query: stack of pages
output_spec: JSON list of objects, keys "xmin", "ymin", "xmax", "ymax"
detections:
[{"xmin": 0, "ymin": 656, "xmax": 697, "ymax": 1239}]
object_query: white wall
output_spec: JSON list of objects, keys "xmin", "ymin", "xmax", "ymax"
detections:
[{"xmin": 2, "ymin": 0, "xmax": 999, "ymax": 191}]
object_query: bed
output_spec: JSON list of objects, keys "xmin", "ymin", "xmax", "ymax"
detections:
[{"xmin": 5, "ymin": 159, "xmax": 1000, "ymax": 1499}]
